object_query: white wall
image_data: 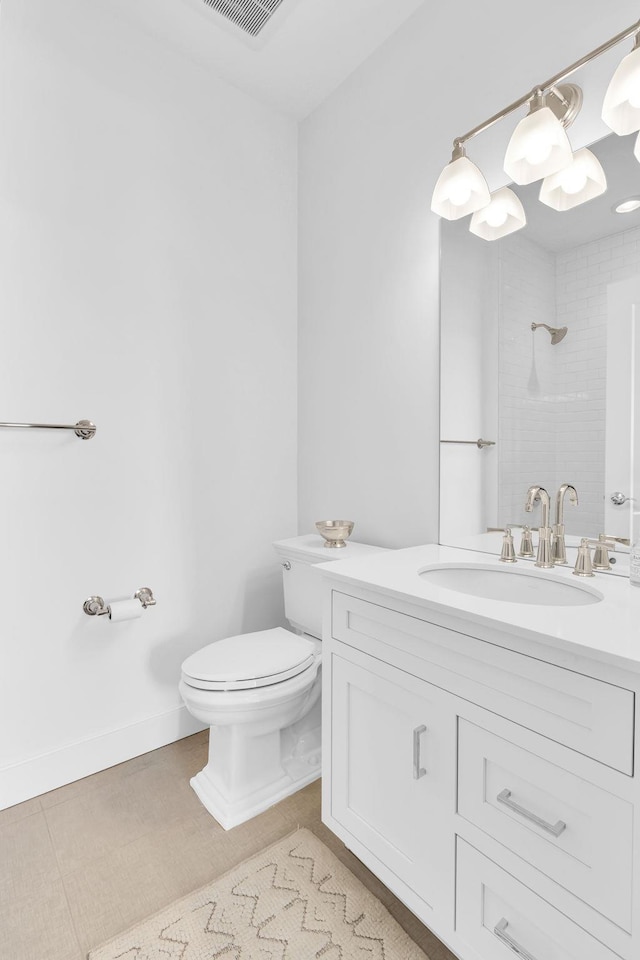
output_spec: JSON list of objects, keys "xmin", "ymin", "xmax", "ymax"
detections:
[
  {"xmin": 0, "ymin": 0, "xmax": 298, "ymax": 807},
  {"xmin": 298, "ymin": 0, "xmax": 640, "ymax": 549}
]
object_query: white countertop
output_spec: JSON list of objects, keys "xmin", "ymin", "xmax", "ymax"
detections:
[{"xmin": 318, "ymin": 543, "xmax": 640, "ymax": 673}]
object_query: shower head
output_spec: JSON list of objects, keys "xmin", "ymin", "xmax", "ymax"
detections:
[{"xmin": 531, "ymin": 322, "xmax": 568, "ymax": 345}]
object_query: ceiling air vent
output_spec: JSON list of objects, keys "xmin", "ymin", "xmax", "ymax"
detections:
[{"xmin": 202, "ymin": 0, "xmax": 286, "ymax": 38}]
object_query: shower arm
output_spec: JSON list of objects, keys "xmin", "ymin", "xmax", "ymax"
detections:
[{"xmin": 531, "ymin": 322, "xmax": 568, "ymax": 344}]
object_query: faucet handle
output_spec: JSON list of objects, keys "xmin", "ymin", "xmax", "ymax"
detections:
[
  {"xmin": 518, "ymin": 525, "xmax": 534, "ymax": 557},
  {"xmin": 500, "ymin": 527, "xmax": 517, "ymax": 563},
  {"xmin": 573, "ymin": 539, "xmax": 595, "ymax": 578},
  {"xmin": 587, "ymin": 535, "xmax": 616, "ymax": 571}
]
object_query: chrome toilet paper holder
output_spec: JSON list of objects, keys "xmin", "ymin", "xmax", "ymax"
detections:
[{"xmin": 83, "ymin": 587, "xmax": 156, "ymax": 617}]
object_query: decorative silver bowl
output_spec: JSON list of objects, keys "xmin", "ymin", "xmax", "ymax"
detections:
[{"xmin": 315, "ymin": 520, "xmax": 355, "ymax": 548}]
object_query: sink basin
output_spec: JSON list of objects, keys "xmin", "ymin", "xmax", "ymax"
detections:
[{"xmin": 419, "ymin": 564, "xmax": 603, "ymax": 606}]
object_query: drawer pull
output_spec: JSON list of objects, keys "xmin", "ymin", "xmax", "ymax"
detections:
[
  {"xmin": 497, "ymin": 789, "xmax": 566, "ymax": 838},
  {"xmin": 494, "ymin": 918, "xmax": 537, "ymax": 960},
  {"xmin": 413, "ymin": 725, "xmax": 427, "ymax": 779}
]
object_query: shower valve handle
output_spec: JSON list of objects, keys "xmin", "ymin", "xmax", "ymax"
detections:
[{"xmin": 611, "ymin": 492, "xmax": 633, "ymax": 506}]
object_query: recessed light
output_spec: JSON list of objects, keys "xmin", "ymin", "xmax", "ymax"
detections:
[{"xmin": 613, "ymin": 196, "xmax": 640, "ymax": 214}]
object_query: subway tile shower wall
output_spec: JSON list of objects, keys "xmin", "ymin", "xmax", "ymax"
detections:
[{"xmin": 497, "ymin": 225, "xmax": 640, "ymax": 538}]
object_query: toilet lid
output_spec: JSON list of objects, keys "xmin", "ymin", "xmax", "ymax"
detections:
[{"xmin": 181, "ymin": 628, "xmax": 316, "ymax": 691}]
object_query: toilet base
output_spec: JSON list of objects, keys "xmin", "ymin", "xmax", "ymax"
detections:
[{"xmin": 190, "ymin": 743, "xmax": 321, "ymax": 830}]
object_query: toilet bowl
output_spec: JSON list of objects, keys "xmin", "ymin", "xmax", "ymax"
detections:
[{"xmin": 179, "ymin": 535, "xmax": 386, "ymax": 830}]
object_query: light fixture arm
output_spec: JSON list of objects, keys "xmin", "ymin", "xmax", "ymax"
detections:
[{"xmin": 453, "ymin": 17, "xmax": 640, "ymax": 149}]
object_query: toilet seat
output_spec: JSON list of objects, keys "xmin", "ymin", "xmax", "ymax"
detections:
[{"xmin": 181, "ymin": 628, "xmax": 316, "ymax": 691}]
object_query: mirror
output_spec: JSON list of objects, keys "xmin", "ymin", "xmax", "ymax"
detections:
[{"xmin": 439, "ymin": 131, "xmax": 640, "ymax": 576}]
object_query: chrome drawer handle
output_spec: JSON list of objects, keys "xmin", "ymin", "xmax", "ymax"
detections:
[
  {"xmin": 413, "ymin": 725, "xmax": 427, "ymax": 780},
  {"xmin": 497, "ymin": 789, "xmax": 566, "ymax": 838},
  {"xmin": 494, "ymin": 918, "xmax": 538, "ymax": 960}
]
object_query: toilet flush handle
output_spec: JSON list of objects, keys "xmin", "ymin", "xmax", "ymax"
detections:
[{"xmin": 282, "ymin": 561, "xmax": 291, "ymax": 571}]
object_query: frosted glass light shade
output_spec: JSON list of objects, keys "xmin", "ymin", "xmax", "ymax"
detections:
[
  {"xmin": 602, "ymin": 44, "xmax": 640, "ymax": 135},
  {"xmin": 504, "ymin": 106, "xmax": 573, "ymax": 185},
  {"xmin": 539, "ymin": 148, "xmax": 607, "ymax": 210},
  {"xmin": 469, "ymin": 187, "xmax": 526, "ymax": 241},
  {"xmin": 431, "ymin": 155, "xmax": 491, "ymax": 220}
]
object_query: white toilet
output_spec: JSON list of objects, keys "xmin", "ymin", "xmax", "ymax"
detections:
[{"xmin": 179, "ymin": 534, "xmax": 385, "ymax": 830}]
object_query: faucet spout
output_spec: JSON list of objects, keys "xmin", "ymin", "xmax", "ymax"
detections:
[
  {"xmin": 524, "ymin": 485, "xmax": 551, "ymax": 529},
  {"xmin": 524, "ymin": 486, "xmax": 554, "ymax": 568},
  {"xmin": 552, "ymin": 484, "xmax": 579, "ymax": 564}
]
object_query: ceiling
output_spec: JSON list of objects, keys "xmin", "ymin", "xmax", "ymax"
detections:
[{"xmin": 108, "ymin": 0, "xmax": 426, "ymax": 119}]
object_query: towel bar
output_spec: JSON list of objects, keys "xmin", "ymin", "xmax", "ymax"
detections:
[{"xmin": 0, "ymin": 419, "xmax": 96, "ymax": 439}]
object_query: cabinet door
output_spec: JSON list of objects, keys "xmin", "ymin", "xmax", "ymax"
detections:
[{"xmin": 330, "ymin": 652, "xmax": 451, "ymax": 911}]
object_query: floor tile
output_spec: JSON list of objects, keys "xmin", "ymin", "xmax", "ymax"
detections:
[
  {"xmin": 64, "ymin": 815, "xmax": 241, "ymax": 955},
  {"xmin": 0, "ymin": 810, "xmax": 61, "ymax": 901},
  {"xmin": 0, "ymin": 879, "xmax": 82, "ymax": 960},
  {"xmin": 3, "ymin": 734, "xmax": 454, "ymax": 960},
  {"xmin": 44, "ymin": 758, "xmax": 206, "ymax": 875},
  {"xmin": 0, "ymin": 794, "xmax": 42, "ymax": 827}
]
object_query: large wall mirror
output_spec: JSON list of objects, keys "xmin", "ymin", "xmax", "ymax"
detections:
[{"xmin": 439, "ymin": 131, "xmax": 640, "ymax": 576}]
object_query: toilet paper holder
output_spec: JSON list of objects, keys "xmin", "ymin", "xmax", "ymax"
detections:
[{"xmin": 83, "ymin": 587, "xmax": 156, "ymax": 617}]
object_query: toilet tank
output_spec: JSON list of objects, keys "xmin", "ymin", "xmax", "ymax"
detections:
[{"xmin": 272, "ymin": 535, "xmax": 389, "ymax": 639}]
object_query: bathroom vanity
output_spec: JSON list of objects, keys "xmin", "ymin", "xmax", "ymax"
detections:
[{"xmin": 320, "ymin": 544, "xmax": 640, "ymax": 960}]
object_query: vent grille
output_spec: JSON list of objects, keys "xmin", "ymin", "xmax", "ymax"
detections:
[{"xmin": 203, "ymin": 0, "xmax": 286, "ymax": 38}]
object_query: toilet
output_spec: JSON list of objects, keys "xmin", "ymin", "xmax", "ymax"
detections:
[{"xmin": 179, "ymin": 534, "xmax": 386, "ymax": 830}]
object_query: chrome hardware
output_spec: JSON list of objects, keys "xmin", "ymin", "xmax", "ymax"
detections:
[
  {"xmin": 610, "ymin": 491, "xmax": 632, "ymax": 506},
  {"xmin": 413, "ymin": 725, "xmax": 427, "ymax": 780},
  {"xmin": 500, "ymin": 527, "xmax": 517, "ymax": 563},
  {"xmin": 586, "ymin": 535, "xmax": 616, "ymax": 571},
  {"xmin": 83, "ymin": 596, "xmax": 108, "ymax": 617},
  {"xmin": 531, "ymin": 321, "xmax": 568, "ymax": 345},
  {"xmin": 440, "ymin": 438, "xmax": 496, "ymax": 449},
  {"xmin": 524, "ymin": 486, "xmax": 553, "ymax": 567},
  {"xmin": 84, "ymin": 587, "xmax": 156, "ymax": 616},
  {"xmin": 604, "ymin": 534, "xmax": 631, "ymax": 546},
  {"xmin": 518, "ymin": 526, "xmax": 534, "ymax": 558},
  {"xmin": 497, "ymin": 789, "xmax": 566, "ymax": 837},
  {"xmin": 552, "ymin": 484, "xmax": 578, "ymax": 564},
  {"xmin": 573, "ymin": 538, "xmax": 595, "ymax": 577},
  {"xmin": 282, "ymin": 561, "xmax": 291, "ymax": 571},
  {"xmin": 134, "ymin": 587, "xmax": 156, "ymax": 608},
  {"xmin": 494, "ymin": 919, "xmax": 538, "ymax": 960},
  {"xmin": 0, "ymin": 419, "xmax": 96, "ymax": 439}
]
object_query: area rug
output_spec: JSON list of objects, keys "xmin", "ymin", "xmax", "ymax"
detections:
[{"xmin": 88, "ymin": 828, "xmax": 428, "ymax": 959}]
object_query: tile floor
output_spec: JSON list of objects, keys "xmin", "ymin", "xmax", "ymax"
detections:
[{"xmin": 1, "ymin": 732, "xmax": 456, "ymax": 960}]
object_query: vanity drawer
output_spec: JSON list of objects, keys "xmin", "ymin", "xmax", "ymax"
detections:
[
  {"xmin": 457, "ymin": 719, "xmax": 633, "ymax": 930},
  {"xmin": 331, "ymin": 592, "xmax": 635, "ymax": 774},
  {"xmin": 456, "ymin": 838, "xmax": 620, "ymax": 960}
]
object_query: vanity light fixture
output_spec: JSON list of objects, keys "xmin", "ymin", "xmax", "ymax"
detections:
[
  {"xmin": 503, "ymin": 87, "xmax": 578, "ymax": 185},
  {"xmin": 431, "ymin": 17, "xmax": 640, "ymax": 232},
  {"xmin": 430, "ymin": 143, "xmax": 490, "ymax": 220},
  {"xmin": 469, "ymin": 187, "xmax": 526, "ymax": 240},
  {"xmin": 539, "ymin": 147, "xmax": 607, "ymax": 211},
  {"xmin": 613, "ymin": 195, "xmax": 640, "ymax": 213},
  {"xmin": 602, "ymin": 34, "xmax": 640, "ymax": 135}
]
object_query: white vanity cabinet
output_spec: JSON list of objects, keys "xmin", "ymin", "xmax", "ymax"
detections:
[
  {"xmin": 331, "ymin": 648, "xmax": 455, "ymax": 917},
  {"xmin": 321, "ymin": 562, "xmax": 640, "ymax": 960}
]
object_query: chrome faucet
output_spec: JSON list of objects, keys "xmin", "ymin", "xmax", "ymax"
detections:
[
  {"xmin": 524, "ymin": 485, "xmax": 554, "ymax": 568},
  {"xmin": 552, "ymin": 483, "xmax": 579, "ymax": 564}
]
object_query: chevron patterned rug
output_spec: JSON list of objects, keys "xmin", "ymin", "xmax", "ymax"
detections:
[{"xmin": 88, "ymin": 828, "xmax": 427, "ymax": 959}]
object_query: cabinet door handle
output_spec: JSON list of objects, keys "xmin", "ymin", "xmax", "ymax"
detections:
[
  {"xmin": 494, "ymin": 918, "xmax": 538, "ymax": 960},
  {"xmin": 413, "ymin": 725, "xmax": 427, "ymax": 780},
  {"xmin": 497, "ymin": 789, "xmax": 566, "ymax": 837}
]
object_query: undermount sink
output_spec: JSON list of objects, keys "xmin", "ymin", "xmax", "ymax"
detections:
[{"xmin": 419, "ymin": 564, "xmax": 603, "ymax": 606}]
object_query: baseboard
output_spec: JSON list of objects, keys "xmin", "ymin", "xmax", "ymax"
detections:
[{"xmin": 0, "ymin": 705, "xmax": 206, "ymax": 810}]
